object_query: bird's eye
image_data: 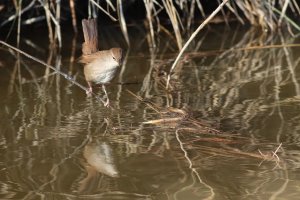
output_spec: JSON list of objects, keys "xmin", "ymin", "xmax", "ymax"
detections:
[{"xmin": 112, "ymin": 57, "xmax": 116, "ymax": 60}]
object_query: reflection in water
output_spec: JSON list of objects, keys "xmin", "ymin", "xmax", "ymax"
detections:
[
  {"xmin": 79, "ymin": 138, "xmax": 119, "ymax": 193},
  {"xmin": 84, "ymin": 139, "xmax": 119, "ymax": 177},
  {"xmin": 2, "ymin": 25, "xmax": 300, "ymax": 199}
]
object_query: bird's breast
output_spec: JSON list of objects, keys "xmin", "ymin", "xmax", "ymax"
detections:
[{"xmin": 84, "ymin": 56, "xmax": 119, "ymax": 84}]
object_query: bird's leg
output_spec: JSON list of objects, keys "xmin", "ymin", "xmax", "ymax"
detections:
[
  {"xmin": 102, "ymin": 85, "xmax": 110, "ymax": 107},
  {"xmin": 86, "ymin": 81, "xmax": 93, "ymax": 96}
]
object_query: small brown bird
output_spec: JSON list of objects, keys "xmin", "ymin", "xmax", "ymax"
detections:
[
  {"xmin": 80, "ymin": 19, "xmax": 123, "ymax": 107},
  {"xmin": 80, "ymin": 48, "xmax": 123, "ymax": 106}
]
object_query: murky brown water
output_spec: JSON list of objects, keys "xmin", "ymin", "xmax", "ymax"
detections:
[{"xmin": 1, "ymin": 24, "xmax": 300, "ymax": 199}]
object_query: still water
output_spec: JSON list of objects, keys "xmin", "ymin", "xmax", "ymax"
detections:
[{"xmin": 1, "ymin": 24, "xmax": 300, "ymax": 199}]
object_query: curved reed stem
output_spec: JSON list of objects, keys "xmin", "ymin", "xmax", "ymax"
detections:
[{"xmin": 166, "ymin": 0, "xmax": 229, "ymax": 88}]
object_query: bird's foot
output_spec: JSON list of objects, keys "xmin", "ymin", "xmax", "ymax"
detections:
[{"xmin": 86, "ymin": 87, "xmax": 93, "ymax": 96}]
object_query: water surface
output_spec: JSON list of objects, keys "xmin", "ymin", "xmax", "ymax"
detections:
[{"xmin": 1, "ymin": 25, "xmax": 300, "ymax": 199}]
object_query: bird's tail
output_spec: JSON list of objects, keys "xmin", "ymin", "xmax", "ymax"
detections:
[{"xmin": 82, "ymin": 19, "xmax": 99, "ymax": 55}]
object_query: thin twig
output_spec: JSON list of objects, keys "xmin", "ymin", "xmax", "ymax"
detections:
[
  {"xmin": 0, "ymin": 40, "xmax": 85, "ymax": 89},
  {"xmin": 0, "ymin": 40, "xmax": 107, "ymax": 105}
]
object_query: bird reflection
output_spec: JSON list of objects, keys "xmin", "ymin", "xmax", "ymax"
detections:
[{"xmin": 79, "ymin": 139, "xmax": 119, "ymax": 192}]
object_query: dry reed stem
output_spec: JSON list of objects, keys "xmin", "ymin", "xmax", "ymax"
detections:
[
  {"xmin": 162, "ymin": 0, "xmax": 183, "ymax": 50},
  {"xmin": 17, "ymin": 0, "xmax": 22, "ymax": 47},
  {"xmin": 166, "ymin": 0, "xmax": 229, "ymax": 88},
  {"xmin": 89, "ymin": 0, "xmax": 117, "ymax": 21},
  {"xmin": 268, "ymin": 3, "xmax": 300, "ymax": 31},
  {"xmin": 195, "ymin": 0, "xmax": 206, "ymax": 18},
  {"xmin": 0, "ymin": 0, "xmax": 36, "ymax": 27},
  {"xmin": 278, "ymin": 0, "xmax": 290, "ymax": 26},
  {"xmin": 69, "ymin": 0, "xmax": 77, "ymax": 33},
  {"xmin": 117, "ymin": 0, "xmax": 130, "ymax": 46},
  {"xmin": 39, "ymin": 0, "xmax": 54, "ymax": 44},
  {"xmin": 105, "ymin": 0, "xmax": 116, "ymax": 11},
  {"xmin": 54, "ymin": 0, "xmax": 62, "ymax": 47},
  {"xmin": 144, "ymin": 0, "xmax": 156, "ymax": 47},
  {"xmin": 225, "ymin": 1, "xmax": 245, "ymax": 24},
  {"xmin": 142, "ymin": 0, "xmax": 164, "ymax": 48},
  {"xmin": 22, "ymin": 16, "xmax": 46, "ymax": 25},
  {"xmin": 88, "ymin": 0, "xmax": 92, "ymax": 18},
  {"xmin": 291, "ymin": 0, "xmax": 300, "ymax": 14},
  {"xmin": 142, "ymin": 117, "xmax": 183, "ymax": 124}
]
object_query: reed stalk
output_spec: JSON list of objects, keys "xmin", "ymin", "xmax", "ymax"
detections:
[
  {"xmin": 162, "ymin": 0, "xmax": 183, "ymax": 50},
  {"xmin": 166, "ymin": 0, "xmax": 229, "ymax": 88},
  {"xmin": 55, "ymin": 0, "xmax": 62, "ymax": 47},
  {"xmin": 144, "ymin": 0, "xmax": 156, "ymax": 47},
  {"xmin": 89, "ymin": 0, "xmax": 117, "ymax": 21},
  {"xmin": 17, "ymin": 0, "xmax": 22, "ymax": 47},
  {"xmin": 117, "ymin": 0, "xmax": 130, "ymax": 46},
  {"xmin": 69, "ymin": 0, "xmax": 77, "ymax": 33},
  {"xmin": 39, "ymin": 0, "xmax": 54, "ymax": 45}
]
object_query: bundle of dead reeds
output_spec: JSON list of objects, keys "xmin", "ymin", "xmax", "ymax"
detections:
[{"xmin": 0, "ymin": 0, "xmax": 299, "ymax": 48}]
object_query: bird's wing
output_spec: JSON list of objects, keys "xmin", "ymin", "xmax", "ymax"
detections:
[{"xmin": 79, "ymin": 51, "xmax": 106, "ymax": 64}]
